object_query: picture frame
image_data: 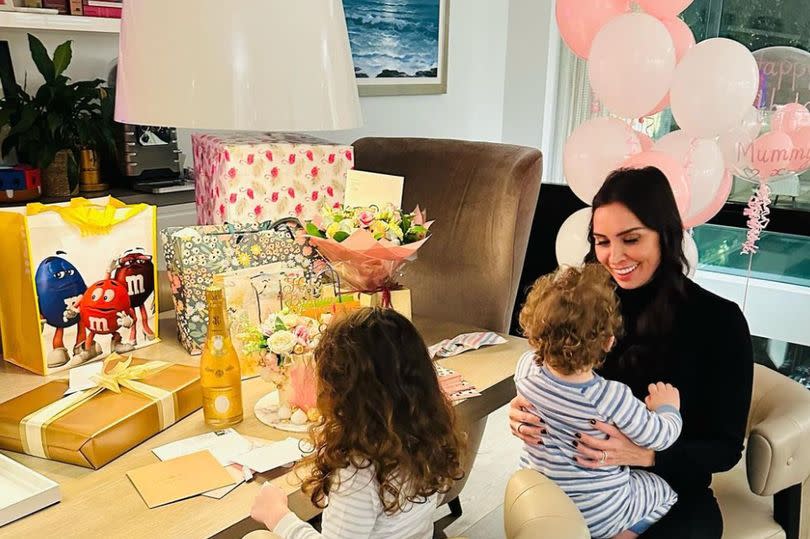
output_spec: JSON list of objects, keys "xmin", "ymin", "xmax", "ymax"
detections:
[{"xmin": 345, "ymin": 0, "xmax": 450, "ymax": 97}]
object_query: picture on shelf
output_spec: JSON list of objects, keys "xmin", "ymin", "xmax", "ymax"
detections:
[{"xmin": 344, "ymin": 0, "xmax": 449, "ymax": 96}]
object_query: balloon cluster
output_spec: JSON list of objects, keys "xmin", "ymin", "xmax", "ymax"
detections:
[{"xmin": 555, "ymin": 0, "xmax": 809, "ymax": 265}]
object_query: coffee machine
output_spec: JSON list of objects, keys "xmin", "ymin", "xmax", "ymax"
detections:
[{"xmin": 108, "ymin": 63, "xmax": 192, "ymax": 193}]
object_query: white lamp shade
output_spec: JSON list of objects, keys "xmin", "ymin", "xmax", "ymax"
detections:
[{"xmin": 115, "ymin": 0, "xmax": 362, "ymax": 131}]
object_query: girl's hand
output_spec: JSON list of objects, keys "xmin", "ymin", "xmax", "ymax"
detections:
[
  {"xmin": 508, "ymin": 394, "xmax": 545, "ymax": 445},
  {"xmin": 574, "ymin": 421, "xmax": 655, "ymax": 468},
  {"xmin": 250, "ymin": 483, "xmax": 291, "ymax": 530}
]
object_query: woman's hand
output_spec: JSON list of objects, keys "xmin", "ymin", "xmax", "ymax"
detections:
[
  {"xmin": 250, "ymin": 483, "xmax": 291, "ymax": 531},
  {"xmin": 574, "ymin": 421, "xmax": 655, "ymax": 468},
  {"xmin": 508, "ymin": 394, "xmax": 544, "ymax": 445}
]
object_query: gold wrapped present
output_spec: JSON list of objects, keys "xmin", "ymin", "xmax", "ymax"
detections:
[
  {"xmin": 0, "ymin": 355, "xmax": 201, "ymax": 469},
  {"xmin": 356, "ymin": 288, "xmax": 412, "ymax": 320}
]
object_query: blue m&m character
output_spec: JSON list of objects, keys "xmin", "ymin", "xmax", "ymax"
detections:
[{"xmin": 35, "ymin": 252, "xmax": 87, "ymax": 368}]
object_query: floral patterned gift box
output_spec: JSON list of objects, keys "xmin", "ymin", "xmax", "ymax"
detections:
[
  {"xmin": 161, "ymin": 221, "xmax": 323, "ymax": 355},
  {"xmin": 194, "ymin": 132, "xmax": 354, "ymax": 225}
]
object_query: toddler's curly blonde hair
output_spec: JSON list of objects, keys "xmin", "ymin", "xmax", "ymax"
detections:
[{"xmin": 519, "ymin": 264, "xmax": 623, "ymax": 375}]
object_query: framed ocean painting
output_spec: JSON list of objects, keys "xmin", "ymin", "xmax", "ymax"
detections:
[{"xmin": 344, "ymin": 0, "xmax": 449, "ymax": 96}]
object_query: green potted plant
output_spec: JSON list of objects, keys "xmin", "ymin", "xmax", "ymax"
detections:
[{"xmin": 0, "ymin": 34, "xmax": 116, "ymax": 197}]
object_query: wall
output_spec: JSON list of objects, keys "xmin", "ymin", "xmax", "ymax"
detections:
[{"xmin": 4, "ymin": 0, "xmax": 550, "ymax": 167}]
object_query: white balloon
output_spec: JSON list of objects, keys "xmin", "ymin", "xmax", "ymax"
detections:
[
  {"xmin": 654, "ymin": 130, "xmax": 725, "ymax": 224},
  {"xmin": 588, "ymin": 13, "xmax": 676, "ymax": 118},
  {"xmin": 563, "ymin": 118, "xmax": 642, "ymax": 205},
  {"xmin": 683, "ymin": 233, "xmax": 698, "ymax": 279},
  {"xmin": 556, "ymin": 208, "xmax": 593, "ymax": 267},
  {"xmin": 670, "ymin": 38, "xmax": 759, "ymax": 138}
]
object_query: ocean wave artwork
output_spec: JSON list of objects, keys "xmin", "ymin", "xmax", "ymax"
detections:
[{"xmin": 344, "ymin": 0, "xmax": 442, "ymax": 79}]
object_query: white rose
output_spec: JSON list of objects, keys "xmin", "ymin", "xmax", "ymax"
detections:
[{"xmin": 267, "ymin": 330, "xmax": 296, "ymax": 355}]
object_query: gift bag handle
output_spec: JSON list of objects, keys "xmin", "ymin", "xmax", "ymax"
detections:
[
  {"xmin": 27, "ymin": 197, "xmax": 149, "ymax": 236},
  {"xmin": 226, "ymin": 217, "xmax": 304, "ymax": 244}
]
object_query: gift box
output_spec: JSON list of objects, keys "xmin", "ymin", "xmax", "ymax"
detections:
[
  {"xmin": 0, "ymin": 355, "xmax": 201, "ymax": 469},
  {"xmin": 194, "ymin": 132, "xmax": 354, "ymax": 225},
  {"xmin": 356, "ymin": 288, "xmax": 412, "ymax": 320}
]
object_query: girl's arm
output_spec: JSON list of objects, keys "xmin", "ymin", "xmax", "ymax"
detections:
[{"xmin": 255, "ymin": 468, "xmax": 379, "ymax": 539}]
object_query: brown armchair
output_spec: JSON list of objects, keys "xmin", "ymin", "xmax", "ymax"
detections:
[
  {"xmin": 502, "ymin": 364, "xmax": 810, "ymax": 539},
  {"xmin": 353, "ymin": 137, "xmax": 543, "ymax": 517}
]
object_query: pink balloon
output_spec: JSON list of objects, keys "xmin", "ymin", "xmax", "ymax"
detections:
[
  {"xmin": 620, "ymin": 151, "xmax": 691, "ymax": 218},
  {"xmin": 788, "ymin": 126, "xmax": 810, "ymax": 172},
  {"xmin": 771, "ymin": 103, "xmax": 810, "ymax": 134},
  {"xmin": 683, "ymin": 171, "xmax": 733, "ymax": 228},
  {"xmin": 750, "ymin": 132, "xmax": 794, "ymax": 180},
  {"xmin": 589, "ymin": 13, "xmax": 676, "ymax": 119},
  {"xmin": 661, "ymin": 18, "xmax": 696, "ymax": 62},
  {"xmin": 564, "ymin": 117, "xmax": 642, "ymax": 204},
  {"xmin": 637, "ymin": 0, "xmax": 693, "ymax": 19},
  {"xmin": 638, "ymin": 132, "xmax": 654, "ymax": 151},
  {"xmin": 646, "ymin": 94, "xmax": 670, "ymax": 117},
  {"xmin": 556, "ymin": 0, "xmax": 630, "ymax": 59}
]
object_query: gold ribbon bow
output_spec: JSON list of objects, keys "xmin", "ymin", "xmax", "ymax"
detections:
[{"xmin": 20, "ymin": 354, "xmax": 176, "ymax": 459}]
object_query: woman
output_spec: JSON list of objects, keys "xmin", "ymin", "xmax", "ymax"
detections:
[{"xmin": 509, "ymin": 167, "xmax": 753, "ymax": 538}]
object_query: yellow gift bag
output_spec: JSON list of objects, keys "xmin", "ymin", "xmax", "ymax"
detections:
[{"xmin": 0, "ymin": 198, "xmax": 159, "ymax": 375}]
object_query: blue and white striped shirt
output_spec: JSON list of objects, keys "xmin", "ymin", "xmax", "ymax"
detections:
[{"xmin": 515, "ymin": 351, "xmax": 682, "ymax": 538}]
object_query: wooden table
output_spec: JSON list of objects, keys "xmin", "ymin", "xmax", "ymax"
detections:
[{"xmin": 0, "ymin": 314, "xmax": 528, "ymax": 539}]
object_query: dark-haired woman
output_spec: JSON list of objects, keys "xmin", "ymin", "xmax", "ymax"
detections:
[{"xmin": 509, "ymin": 167, "xmax": 754, "ymax": 538}]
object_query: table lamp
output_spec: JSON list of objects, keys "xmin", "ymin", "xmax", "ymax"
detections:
[{"xmin": 114, "ymin": 0, "xmax": 362, "ymax": 132}]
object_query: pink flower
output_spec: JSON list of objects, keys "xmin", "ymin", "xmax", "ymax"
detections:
[
  {"xmin": 228, "ymin": 167, "xmax": 237, "ymax": 179},
  {"xmin": 247, "ymin": 188, "xmax": 255, "ymax": 199},
  {"xmin": 271, "ymin": 192, "xmax": 279, "ymax": 202},
  {"xmin": 305, "ymin": 150, "xmax": 314, "ymax": 161},
  {"xmin": 357, "ymin": 210, "xmax": 374, "ymax": 227},
  {"xmin": 287, "ymin": 187, "xmax": 296, "ymax": 198},
  {"xmin": 333, "ymin": 202, "xmax": 341, "ymax": 209},
  {"xmin": 254, "ymin": 205, "xmax": 262, "ymax": 216},
  {"xmin": 326, "ymin": 186, "xmax": 334, "ymax": 197},
  {"xmin": 288, "ymin": 154, "xmax": 296, "ymax": 164},
  {"xmin": 344, "ymin": 150, "xmax": 353, "ymax": 161},
  {"xmin": 271, "ymin": 167, "xmax": 279, "ymax": 178},
  {"xmin": 295, "ymin": 203, "xmax": 303, "ymax": 215},
  {"xmin": 224, "ymin": 150, "xmax": 231, "ymax": 162},
  {"xmin": 328, "ymin": 153, "xmax": 336, "ymax": 164},
  {"xmin": 219, "ymin": 204, "xmax": 225, "ymax": 216},
  {"xmin": 294, "ymin": 324, "xmax": 310, "ymax": 343},
  {"xmin": 246, "ymin": 153, "xmax": 255, "ymax": 165},
  {"xmin": 229, "ymin": 193, "xmax": 237, "ymax": 203},
  {"xmin": 265, "ymin": 150, "xmax": 274, "ymax": 161},
  {"xmin": 310, "ymin": 166, "xmax": 319, "ymax": 178},
  {"xmin": 311, "ymin": 191, "xmax": 319, "ymax": 201}
]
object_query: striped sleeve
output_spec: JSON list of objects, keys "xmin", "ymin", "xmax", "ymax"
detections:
[
  {"xmin": 595, "ymin": 381, "xmax": 683, "ymax": 451},
  {"xmin": 273, "ymin": 467, "xmax": 379, "ymax": 539}
]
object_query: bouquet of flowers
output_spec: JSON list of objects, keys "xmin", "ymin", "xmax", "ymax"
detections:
[
  {"xmin": 240, "ymin": 309, "xmax": 330, "ymax": 425},
  {"xmin": 304, "ymin": 203, "xmax": 432, "ymax": 293}
]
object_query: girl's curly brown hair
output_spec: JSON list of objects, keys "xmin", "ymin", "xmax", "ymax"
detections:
[
  {"xmin": 299, "ymin": 307, "xmax": 465, "ymax": 514},
  {"xmin": 519, "ymin": 264, "xmax": 623, "ymax": 374}
]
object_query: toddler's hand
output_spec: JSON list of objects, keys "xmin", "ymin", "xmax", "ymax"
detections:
[
  {"xmin": 250, "ymin": 483, "xmax": 290, "ymax": 530},
  {"xmin": 645, "ymin": 382, "xmax": 680, "ymax": 411}
]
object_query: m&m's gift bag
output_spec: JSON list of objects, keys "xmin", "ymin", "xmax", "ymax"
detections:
[{"xmin": 0, "ymin": 198, "xmax": 159, "ymax": 375}]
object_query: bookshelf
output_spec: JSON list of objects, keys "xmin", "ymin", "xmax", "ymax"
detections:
[{"xmin": 0, "ymin": 10, "xmax": 119, "ymax": 33}]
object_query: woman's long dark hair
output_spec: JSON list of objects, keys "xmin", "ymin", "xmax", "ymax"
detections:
[{"xmin": 586, "ymin": 167, "xmax": 689, "ymax": 366}]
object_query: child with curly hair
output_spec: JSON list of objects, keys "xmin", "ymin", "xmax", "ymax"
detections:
[
  {"xmin": 515, "ymin": 264, "xmax": 682, "ymax": 539},
  {"xmin": 250, "ymin": 307, "xmax": 465, "ymax": 538}
]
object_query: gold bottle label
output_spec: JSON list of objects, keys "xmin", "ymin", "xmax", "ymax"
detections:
[{"xmin": 202, "ymin": 386, "xmax": 243, "ymax": 424}]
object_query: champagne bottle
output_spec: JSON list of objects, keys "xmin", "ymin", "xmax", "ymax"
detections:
[{"xmin": 200, "ymin": 286, "xmax": 243, "ymax": 427}]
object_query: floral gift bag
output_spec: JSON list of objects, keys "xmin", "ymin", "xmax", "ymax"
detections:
[{"xmin": 161, "ymin": 220, "xmax": 322, "ymax": 355}]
